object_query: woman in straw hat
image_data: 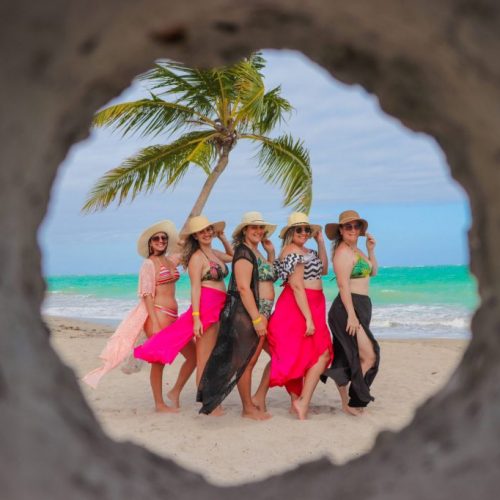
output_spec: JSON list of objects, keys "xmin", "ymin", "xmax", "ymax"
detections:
[
  {"xmin": 83, "ymin": 220, "xmax": 196, "ymax": 413},
  {"xmin": 197, "ymin": 211, "xmax": 277, "ymax": 419},
  {"xmin": 134, "ymin": 215, "xmax": 233, "ymax": 408},
  {"xmin": 265, "ymin": 212, "xmax": 333, "ymax": 420},
  {"xmin": 322, "ymin": 210, "xmax": 380, "ymax": 415}
]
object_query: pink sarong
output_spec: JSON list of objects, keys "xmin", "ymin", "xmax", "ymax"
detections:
[
  {"xmin": 267, "ymin": 285, "xmax": 333, "ymax": 396},
  {"xmin": 134, "ymin": 287, "xmax": 226, "ymax": 364},
  {"xmin": 82, "ymin": 260, "xmax": 156, "ymax": 389}
]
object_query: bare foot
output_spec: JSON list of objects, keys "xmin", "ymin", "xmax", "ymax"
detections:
[
  {"xmin": 342, "ymin": 404, "xmax": 361, "ymax": 416},
  {"xmin": 155, "ymin": 403, "xmax": 179, "ymax": 414},
  {"xmin": 252, "ymin": 395, "xmax": 267, "ymax": 413},
  {"xmin": 292, "ymin": 398, "xmax": 308, "ymax": 420},
  {"xmin": 167, "ymin": 389, "xmax": 180, "ymax": 409},
  {"xmin": 242, "ymin": 406, "xmax": 272, "ymax": 421},
  {"xmin": 208, "ymin": 406, "xmax": 225, "ymax": 417}
]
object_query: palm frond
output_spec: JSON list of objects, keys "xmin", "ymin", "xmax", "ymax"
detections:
[
  {"xmin": 242, "ymin": 133, "xmax": 312, "ymax": 213},
  {"xmin": 141, "ymin": 62, "xmax": 225, "ymax": 118},
  {"xmin": 252, "ymin": 86, "xmax": 293, "ymax": 135},
  {"xmin": 82, "ymin": 131, "xmax": 218, "ymax": 212},
  {"xmin": 230, "ymin": 59, "xmax": 266, "ymax": 128},
  {"xmin": 93, "ymin": 98, "xmax": 215, "ymax": 138}
]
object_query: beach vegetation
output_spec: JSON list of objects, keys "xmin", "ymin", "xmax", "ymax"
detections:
[{"xmin": 82, "ymin": 53, "xmax": 312, "ymax": 231}]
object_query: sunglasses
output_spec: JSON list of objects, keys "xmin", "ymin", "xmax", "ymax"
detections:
[
  {"xmin": 248, "ymin": 224, "xmax": 266, "ymax": 230},
  {"xmin": 294, "ymin": 226, "xmax": 312, "ymax": 235},
  {"xmin": 342, "ymin": 222, "xmax": 362, "ymax": 231},
  {"xmin": 151, "ymin": 235, "xmax": 168, "ymax": 242},
  {"xmin": 198, "ymin": 225, "xmax": 214, "ymax": 234}
]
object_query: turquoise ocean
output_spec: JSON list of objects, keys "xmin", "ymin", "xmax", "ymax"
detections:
[{"xmin": 43, "ymin": 265, "xmax": 477, "ymax": 340}]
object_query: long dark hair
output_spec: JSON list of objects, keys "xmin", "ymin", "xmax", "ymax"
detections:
[
  {"xmin": 232, "ymin": 229, "xmax": 245, "ymax": 247},
  {"xmin": 181, "ymin": 234, "xmax": 200, "ymax": 268}
]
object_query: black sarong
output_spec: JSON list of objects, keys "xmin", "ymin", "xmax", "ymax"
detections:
[
  {"xmin": 321, "ymin": 293, "xmax": 380, "ymax": 407},
  {"xmin": 196, "ymin": 244, "xmax": 260, "ymax": 414}
]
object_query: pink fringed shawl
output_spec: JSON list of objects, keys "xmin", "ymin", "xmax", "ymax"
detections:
[{"xmin": 82, "ymin": 259, "xmax": 155, "ymax": 389}]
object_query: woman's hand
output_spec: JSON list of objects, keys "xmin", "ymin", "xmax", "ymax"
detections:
[
  {"xmin": 346, "ymin": 314, "xmax": 360, "ymax": 336},
  {"xmin": 193, "ymin": 316, "xmax": 203, "ymax": 339},
  {"xmin": 313, "ymin": 230, "xmax": 324, "ymax": 244},
  {"xmin": 305, "ymin": 317, "xmax": 316, "ymax": 336},
  {"xmin": 262, "ymin": 237, "xmax": 275, "ymax": 255},
  {"xmin": 253, "ymin": 315, "xmax": 268, "ymax": 337},
  {"xmin": 366, "ymin": 232, "xmax": 376, "ymax": 252}
]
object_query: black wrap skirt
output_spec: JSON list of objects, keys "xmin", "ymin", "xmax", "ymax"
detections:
[{"xmin": 322, "ymin": 293, "xmax": 380, "ymax": 407}]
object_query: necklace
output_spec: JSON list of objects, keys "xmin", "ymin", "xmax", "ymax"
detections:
[{"xmin": 344, "ymin": 242, "xmax": 359, "ymax": 255}]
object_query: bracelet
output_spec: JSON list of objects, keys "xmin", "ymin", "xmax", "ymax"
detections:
[
  {"xmin": 192, "ymin": 311, "xmax": 200, "ymax": 317},
  {"xmin": 252, "ymin": 316, "xmax": 262, "ymax": 325}
]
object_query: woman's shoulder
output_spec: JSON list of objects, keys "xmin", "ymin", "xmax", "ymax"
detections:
[{"xmin": 141, "ymin": 258, "xmax": 155, "ymax": 270}]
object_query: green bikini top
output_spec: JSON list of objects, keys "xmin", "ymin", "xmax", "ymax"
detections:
[
  {"xmin": 257, "ymin": 257, "xmax": 277, "ymax": 282},
  {"xmin": 351, "ymin": 254, "xmax": 372, "ymax": 279}
]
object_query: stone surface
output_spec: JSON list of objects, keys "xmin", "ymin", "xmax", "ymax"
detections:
[{"xmin": 1, "ymin": 0, "xmax": 499, "ymax": 498}]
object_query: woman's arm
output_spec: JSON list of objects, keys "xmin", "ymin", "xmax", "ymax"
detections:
[
  {"xmin": 142, "ymin": 295, "xmax": 161, "ymax": 336},
  {"xmin": 334, "ymin": 249, "xmax": 359, "ymax": 336},
  {"xmin": 261, "ymin": 236, "xmax": 275, "ymax": 263},
  {"xmin": 365, "ymin": 232, "xmax": 378, "ymax": 277},
  {"xmin": 314, "ymin": 230, "xmax": 328, "ymax": 275},
  {"xmin": 234, "ymin": 258, "xmax": 267, "ymax": 337},
  {"xmin": 188, "ymin": 253, "xmax": 204, "ymax": 338},
  {"xmin": 214, "ymin": 230, "xmax": 234, "ymax": 261},
  {"xmin": 287, "ymin": 259, "xmax": 315, "ymax": 336}
]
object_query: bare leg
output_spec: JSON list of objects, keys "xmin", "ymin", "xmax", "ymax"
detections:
[
  {"xmin": 336, "ymin": 384, "xmax": 361, "ymax": 416},
  {"xmin": 357, "ymin": 325, "xmax": 377, "ymax": 376},
  {"xmin": 167, "ymin": 340, "xmax": 196, "ymax": 408},
  {"xmin": 292, "ymin": 350, "xmax": 330, "ymax": 420},
  {"xmin": 252, "ymin": 341, "xmax": 270, "ymax": 412},
  {"xmin": 144, "ymin": 315, "xmax": 178, "ymax": 413},
  {"xmin": 150, "ymin": 363, "xmax": 178, "ymax": 413},
  {"xmin": 237, "ymin": 337, "xmax": 271, "ymax": 420}
]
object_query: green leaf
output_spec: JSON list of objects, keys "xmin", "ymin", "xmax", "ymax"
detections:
[
  {"xmin": 242, "ymin": 133, "xmax": 312, "ymax": 213},
  {"xmin": 82, "ymin": 131, "xmax": 218, "ymax": 212},
  {"xmin": 92, "ymin": 98, "xmax": 214, "ymax": 138}
]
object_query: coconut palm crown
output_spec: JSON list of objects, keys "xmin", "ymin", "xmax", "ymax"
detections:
[{"xmin": 82, "ymin": 53, "xmax": 312, "ymax": 229}]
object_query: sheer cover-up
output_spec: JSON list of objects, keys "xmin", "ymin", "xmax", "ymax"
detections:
[
  {"xmin": 82, "ymin": 259, "xmax": 156, "ymax": 389},
  {"xmin": 134, "ymin": 286, "xmax": 226, "ymax": 365},
  {"xmin": 197, "ymin": 244, "xmax": 260, "ymax": 414},
  {"xmin": 321, "ymin": 293, "xmax": 380, "ymax": 407}
]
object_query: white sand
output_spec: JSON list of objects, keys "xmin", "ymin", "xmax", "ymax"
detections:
[{"xmin": 48, "ymin": 316, "xmax": 466, "ymax": 486}]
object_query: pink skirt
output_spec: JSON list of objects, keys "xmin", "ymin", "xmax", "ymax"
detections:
[
  {"xmin": 267, "ymin": 285, "xmax": 333, "ymax": 396},
  {"xmin": 134, "ymin": 287, "xmax": 226, "ymax": 364}
]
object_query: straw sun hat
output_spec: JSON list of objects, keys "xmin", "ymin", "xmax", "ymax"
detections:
[
  {"xmin": 325, "ymin": 210, "xmax": 368, "ymax": 240},
  {"xmin": 180, "ymin": 214, "xmax": 225, "ymax": 237},
  {"xmin": 231, "ymin": 211, "xmax": 277, "ymax": 239},
  {"xmin": 279, "ymin": 212, "xmax": 322, "ymax": 239},
  {"xmin": 137, "ymin": 220, "xmax": 179, "ymax": 258}
]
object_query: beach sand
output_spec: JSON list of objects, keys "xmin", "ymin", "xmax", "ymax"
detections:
[{"xmin": 47, "ymin": 316, "xmax": 467, "ymax": 486}]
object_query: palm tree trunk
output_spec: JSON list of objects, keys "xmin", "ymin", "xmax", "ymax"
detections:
[{"xmin": 179, "ymin": 146, "xmax": 231, "ymax": 235}]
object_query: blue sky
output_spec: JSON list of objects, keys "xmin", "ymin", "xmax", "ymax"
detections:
[{"xmin": 40, "ymin": 50, "xmax": 470, "ymax": 276}]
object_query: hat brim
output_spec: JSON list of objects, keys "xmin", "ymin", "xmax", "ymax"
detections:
[
  {"xmin": 325, "ymin": 218, "xmax": 368, "ymax": 240},
  {"xmin": 279, "ymin": 223, "xmax": 322, "ymax": 239},
  {"xmin": 231, "ymin": 222, "xmax": 277, "ymax": 239},
  {"xmin": 137, "ymin": 220, "xmax": 179, "ymax": 258},
  {"xmin": 180, "ymin": 220, "xmax": 226, "ymax": 237}
]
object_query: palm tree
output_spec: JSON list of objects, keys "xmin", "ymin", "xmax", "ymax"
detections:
[{"xmin": 82, "ymin": 53, "xmax": 312, "ymax": 232}]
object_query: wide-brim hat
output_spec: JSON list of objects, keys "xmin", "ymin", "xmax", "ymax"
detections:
[
  {"xmin": 325, "ymin": 210, "xmax": 368, "ymax": 240},
  {"xmin": 279, "ymin": 212, "xmax": 322, "ymax": 239},
  {"xmin": 231, "ymin": 211, "xmax": 277, "ymax": 239},
  {"xmin": 180, "ymin": 214, "xmax": 225, "ymax": 237},
  {"xmin": 137, "ymin": 220, "xmax": 179, "ymax": 258}
]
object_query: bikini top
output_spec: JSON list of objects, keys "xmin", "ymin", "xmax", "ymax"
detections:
[
  {"xmin": 200, "ymin": 250, "xmax": 229, "ymax": 282},
  {"xmin": 257, "ymin": 256, "xmax": 277, "ymax": 282},
  {"xmin": 276, "ymin": 250, "xmax": 323, "ymax": 283},
  {"xmin": 351, "ymin": 254, "xmax": 372, "ymax": 279},
  {"xmin": 156, "ymin": 265, "xmax": 180, "ymax": 285}
]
